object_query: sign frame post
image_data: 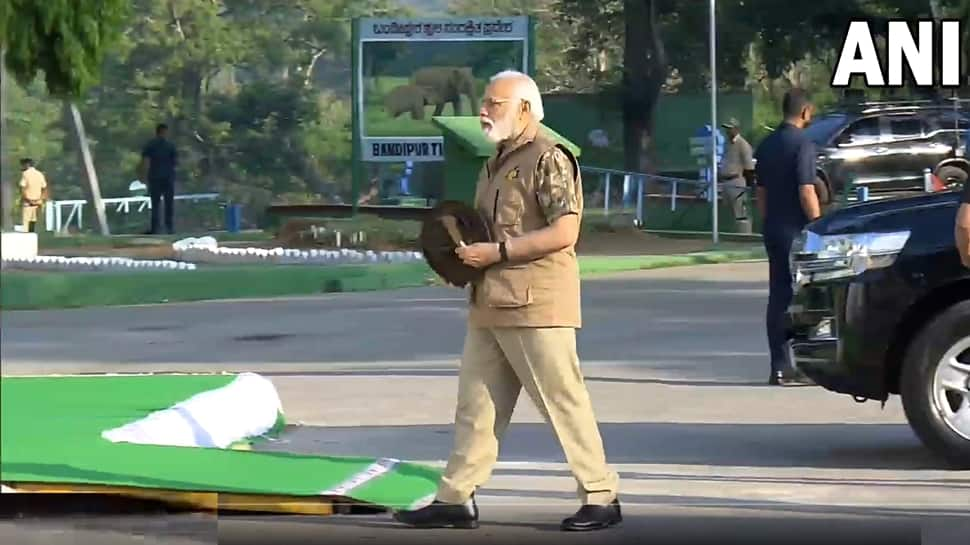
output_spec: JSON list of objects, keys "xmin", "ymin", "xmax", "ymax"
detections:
[{"xmin": 708, "ymin": 0, "xmax": 719, "ymax": 245}]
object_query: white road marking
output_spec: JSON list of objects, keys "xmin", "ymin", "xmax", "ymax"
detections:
[{"xmin": 320, "ymin": 457, "xmax": 400, "ymax": 497}]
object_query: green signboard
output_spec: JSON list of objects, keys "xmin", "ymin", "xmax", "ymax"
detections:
[
  {"xmin": 352, "ymin": 16, "xmax": 534, "ymax": 164},
  {"xmin": 350, "ymin": 16, "xmax": 535, "ymax": 212}
]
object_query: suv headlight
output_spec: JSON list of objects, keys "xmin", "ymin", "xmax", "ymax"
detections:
[{"xmin": 790, "ymin": 230, "xmax": 910, "ymax": 285}]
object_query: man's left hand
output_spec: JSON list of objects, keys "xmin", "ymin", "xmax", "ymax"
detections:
[{"xmin": 456, "ymin": 242, "xmax": 501, "ymax": 269}]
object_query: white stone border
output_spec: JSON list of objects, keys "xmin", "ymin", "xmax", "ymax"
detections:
[
  {"xmin": 1, "ymin": 255, "xmax": 197, "ymax": 272},
  {"xmin": 172, "ymin": 236, "xmax": 423, "ymax": 266}
]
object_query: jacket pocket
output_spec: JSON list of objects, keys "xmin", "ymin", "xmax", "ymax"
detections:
[
  {"xmin": 483, "ymin": 265, "xmax": 532, "ymax": 308},
  {"xmin": 494, "ymin": 191, "xmax": 524, "ymax": 227}
]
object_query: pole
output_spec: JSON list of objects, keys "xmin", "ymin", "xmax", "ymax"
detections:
[
  {"xmin": 350, "ymin": 18, "xmax": 361, "ymax": 217},
  {"xmin": 0, "ymin": 46, "xmax": 12, "ymax": 232},
  {"xmin": 708, "ymin": 0, "xmax": 719, "ymax": 245},
  {"xmin": 69, "ymin": 102, "xmax": 110, "ymax": 236}
]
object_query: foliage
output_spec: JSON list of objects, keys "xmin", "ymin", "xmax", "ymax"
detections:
[
  {"xmin": 447, "ymin": 0, "xmax": 582, "ymax": 91},
  {"xmin": 1, "ymin": 0, "xmax": 131, "ymax": 98},
  {"xmin": 0, "ymin": 77, "xmax": 67, "ymax": 191},
  {"xmin": 3, "ymin": 0, "xmax": 966, "ymax": 233},
  {"xmin": 4, "ymin": 0, "xmax": 407, "ymax": 228}
]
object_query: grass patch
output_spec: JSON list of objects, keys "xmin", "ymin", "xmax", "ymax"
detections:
[
  {"xmin": 1, "ymin": 248, "xmax": 766, "ymax": 311},
  {"xmin": 0, "ymin": 263, "xmax": 436, "ymax": 310},
  {"xmin": 578, "ymin": 248, "xmax": 766, "ymax": 276}
]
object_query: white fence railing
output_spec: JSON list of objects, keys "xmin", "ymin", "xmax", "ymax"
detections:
[
  {"xmin": 44, "ymin": 194, "xmax": 221, "ymax": 233},
  {"xmin": 580, "ymin": 165, "xmax": 948, "ymax": 231},
  {"xmin": 580, "ymin": 166, "xmax": 718, "ymax": 226}
]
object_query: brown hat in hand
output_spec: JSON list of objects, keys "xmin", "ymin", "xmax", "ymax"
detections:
[{"xmin": 419, "ymin": 200, "xmax": 493, "ymax": 287}]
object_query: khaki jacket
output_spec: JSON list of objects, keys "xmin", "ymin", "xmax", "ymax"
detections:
[
  {"xmin": 720, "ymin": 135, "xmax": 754, "ymax": 183},
  {"xmin": 467, "ymin": 124, "xmax": 584, "ymax": 329},
  {"xmin": 19, "ymin": 167, "xmax": 48, "ymax": 205}
]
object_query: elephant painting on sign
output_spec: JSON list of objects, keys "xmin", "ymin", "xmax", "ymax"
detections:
[
  {"xmin": 384, "ymin": 84, "xmax": 433, "ymax": 120},
  {"xmin": 410, "ymin": 66, "xmax": 478, "ymax": 117}
]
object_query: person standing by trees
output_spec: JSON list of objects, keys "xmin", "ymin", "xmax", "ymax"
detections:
[
  {"xmin": 17, "ymin": 158, "xmax": 48, "ymax": 233},
  {"xmin": 139, "ymin": 123, "xmax": 178, "ymax": 235},
  {"xmin": 753, "ymin": 89, "xmax": 821, "ymax": 386},
  {"xmin": 719, "ymin": 117, "xmax": 756, "ymax": 234}
]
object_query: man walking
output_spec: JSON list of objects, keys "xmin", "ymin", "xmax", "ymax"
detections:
[
  {"xmin": 17, "ymin": 158, "xmax": 47, "ymax": 233},
  {"xmin": 719, "ymin": 118, "xmax": 755, "ymax": 233},
  {"xmin": 753, "ymin": 89, "xmax": 821, "ymax": 386},
  {"xmin": 139, "ymin": 123, "xmax": 178, "ymax": 234},
  {"xmin": 393, "ymin": 70, "xmax": 621, "ymax": 531}
]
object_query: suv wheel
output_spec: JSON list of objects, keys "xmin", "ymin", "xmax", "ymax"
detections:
[
  {"xmin": 900, "ymin": 301, "xmax": 970, "ymax": 468},
  {"xmin": 936, "ymin": 165, "xmax": 968, "ymax": 190}
]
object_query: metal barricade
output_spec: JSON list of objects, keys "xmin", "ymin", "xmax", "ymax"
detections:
[
  {"xmin": 580, "ymin": 166, "xmax": 715, "ymax": 227},
  {"xmin": 44, "ymin": 193, "xmax": 221, "ymax": 233}
]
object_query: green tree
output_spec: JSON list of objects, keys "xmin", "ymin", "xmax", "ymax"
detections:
[
  {"xmin": 554, "ymin": 0, "xmax": 968, "ymax": 171},
  {"xmin": 448, "ymin": 0, "xmax": 584, "ymax": 91},
  {"xmin": 1, "ymin": 0, "xmax": 130, "ymax": 233}
]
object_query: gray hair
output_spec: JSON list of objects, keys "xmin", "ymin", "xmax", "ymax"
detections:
[{"xmin": 489, "ymin": 70, "xmax": 544, "ymax": 121}]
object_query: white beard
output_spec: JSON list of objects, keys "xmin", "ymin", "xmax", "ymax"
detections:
[{"xmin": 481, "ymin": 118, "xmax": 511, "ymax": 143}]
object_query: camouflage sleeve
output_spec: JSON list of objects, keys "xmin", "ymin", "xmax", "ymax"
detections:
[{"xmin": 535, "ymin": 146, "xmax": 581, "ymax": 224}]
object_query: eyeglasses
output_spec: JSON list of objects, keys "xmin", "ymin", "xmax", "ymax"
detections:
[{"xmin": 481, "ymin": 97, "xmax": 522, "ymax": 110}]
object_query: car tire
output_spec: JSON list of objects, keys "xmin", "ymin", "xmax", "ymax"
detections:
[
  {"xmin": 900, "ymin": 300, "xmax": 970, "ymax": 469},
  {"xmin": 935, "ymin": 165, "xmax": 968, "ymax": 190},
  {"xmin": 814, "ymin": 176, "xmax": 832, "ymax": 206}
]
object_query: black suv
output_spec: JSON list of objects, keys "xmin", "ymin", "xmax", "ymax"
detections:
[
  {"xmin": 787, "ymin": 189, "xmax": 969, "ymax": 468},
  {"xmin": 804, "ymin": 99, "xmax": 969, "ymax": 199}
]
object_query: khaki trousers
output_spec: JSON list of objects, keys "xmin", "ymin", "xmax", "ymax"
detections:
[
  {"xmin": 21, "ymin": 204, "xmax": 41, "ymax": 231},
  {"xmin": 435, "ymin": 325, "xmax": 619, "ymax": 506},
  {"xmin": 720, "ymin": 180, "xmax": 752, "ymax": 233}
]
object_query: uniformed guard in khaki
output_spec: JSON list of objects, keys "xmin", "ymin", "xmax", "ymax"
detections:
[
  {"xmin": 719, "ymin": 118, "xmax": 755, "ymax": 233},
  {"xmin": 18, "ymin": 161, "xmax": 48, "ymax": 232},
  {"xmin": 433, "ymin": 122, "xmax": 620, "ymax": 508}
]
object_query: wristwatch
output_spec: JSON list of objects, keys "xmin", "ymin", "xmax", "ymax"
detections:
[{"xmin": 498, "ymin": 241, "xmax": 509, "ymax": 262}]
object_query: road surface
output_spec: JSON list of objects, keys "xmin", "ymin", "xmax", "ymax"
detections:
[{"xmin": 2, "ymin": 262, "xmax": 968, "ymax": 544}]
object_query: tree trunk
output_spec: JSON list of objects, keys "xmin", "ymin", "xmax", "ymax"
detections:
[
  {"xmin": 304, "ymin": 49, "xmax": 325, "ymax": 88},
  {"xmin": 621, "ymin": 0, "xmax": 666, "ymax": 173},
  {"xmin": 0, "ymin": 46, "xmax": 13, "ymax": 232},
  {"xmin": 67, "ymin": 102, "xmax": 110, "ymax": 236}
]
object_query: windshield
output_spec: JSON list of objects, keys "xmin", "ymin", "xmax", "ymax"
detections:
[{"xmin": 803, "ymin": 114, "xmax": 850, "ymax": 146}]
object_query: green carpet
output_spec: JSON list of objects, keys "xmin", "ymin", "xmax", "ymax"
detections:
[
  {"xmin": 0, "ymin": 248, "xmax": 766, "ymax": 310},
  {"xmin": 0, "ymin": 375, "xmax": 440, "ymax": 509}
]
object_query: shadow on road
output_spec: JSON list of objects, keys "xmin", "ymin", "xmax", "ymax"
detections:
[
  {"xmin": 262, "ymin": 422, "xmax": 959, "ymax": 472},
  {"xmin": 252, "ymin": 369, "xmax": 768, "ymax": 387},
  {"xmin": 219, "ymin": 505, "xmax": 932, "ymax": 545}
]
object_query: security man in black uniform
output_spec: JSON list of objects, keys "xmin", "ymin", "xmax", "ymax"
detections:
[
  {"xmin": 139, "ymin": 123, "xmax": 178, "ymax": 235},
  {"xmin": 753, "ymin": 89, "xmax": 821, "ymax": 386}
]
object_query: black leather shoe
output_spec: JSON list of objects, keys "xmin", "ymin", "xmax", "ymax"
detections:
[
  {"xmin": 560, "ymin": 498, "xmax": 622, "ymax": 531},
  {"xmin": 392, "ymin": 496, "xmax": 479, "ymax": 529}
]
